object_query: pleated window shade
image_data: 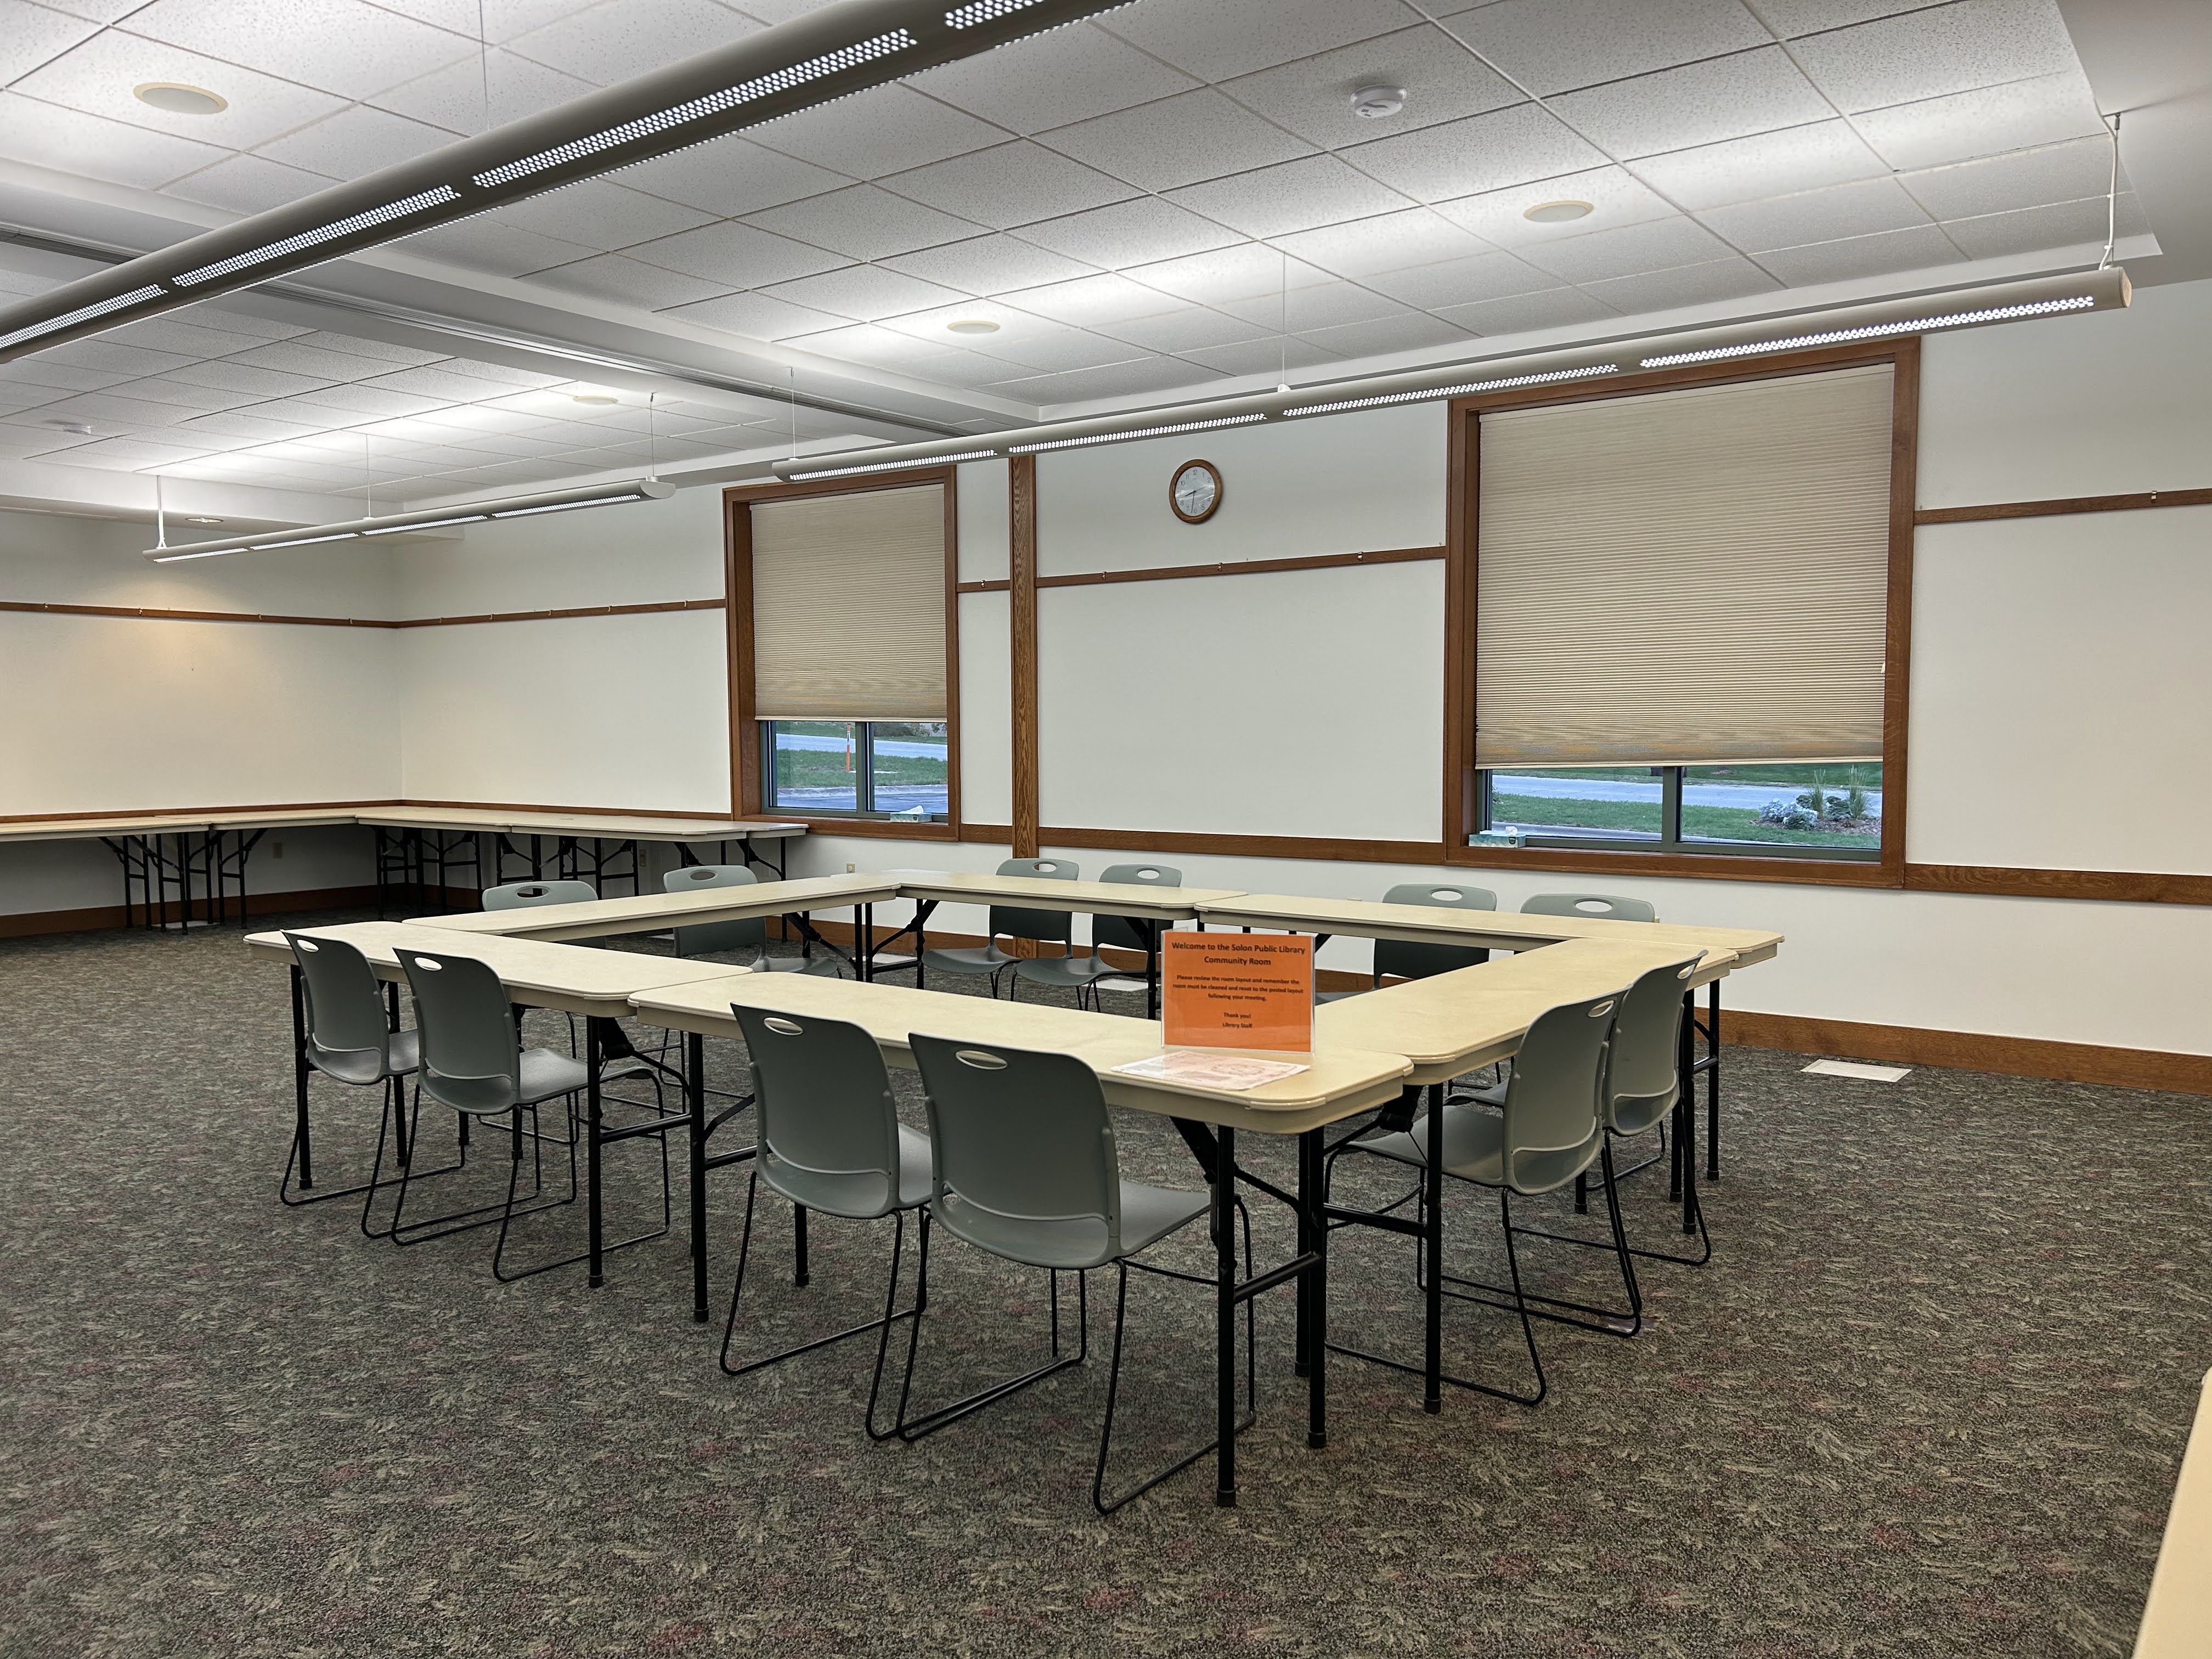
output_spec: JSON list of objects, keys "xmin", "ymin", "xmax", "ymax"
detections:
[
  {"xmin": 751, "ymin": 484, "xmax": 947, "ymax": 721},
  {"xmin": 1475, "ymin": 364, "xmax": 1893, "ymax": 769}
]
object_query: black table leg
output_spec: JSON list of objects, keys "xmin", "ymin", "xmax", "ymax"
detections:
[
  {"xmin": 1424, "ymin": 1082, "xmax": 1443, "ymax": 1414},
  {"xmin": 586, "ymin": 1015, "xmax": 606, "ymax": 1286},
  {"xmin": 1214, "ymin": 1122, "xmax": 1237, "ymax": 1508},
  {"xmin": 290, "ymin": 964, "xmax": 313, "ymax": 1190},
  {"xmin": 687, "ymin": 1031, "xmax": 708, "ymax": 1322},
  {"xmin": 1144, "ymin": 921, "xmax": 1160, "ymax": 1019},
  {"xmin": 1301, "ymin": 1126, "xmax": 1327, "ymax": 1449},
  {"xmin": 1706, "ymin": 980, "xmax": 1722, "ymax": 1181}
]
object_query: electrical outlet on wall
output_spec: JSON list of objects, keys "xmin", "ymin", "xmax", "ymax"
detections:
[{"xmin": 845, "ymin": 862, "xmax": 855, "ymax": 873}]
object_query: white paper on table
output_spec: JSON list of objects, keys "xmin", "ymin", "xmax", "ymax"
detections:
[{"xmin": 1112, "ymin": 1052, "xmax": 1310, "ymax": 1090}]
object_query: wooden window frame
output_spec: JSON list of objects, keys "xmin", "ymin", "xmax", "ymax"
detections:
[
  {"xmin": 1442, "ymin": 336, "xmax": 1919, "ymax": 890},
  {"xmin": 723, "ymin": 467, "xmax": 963, "ymax": 842}
]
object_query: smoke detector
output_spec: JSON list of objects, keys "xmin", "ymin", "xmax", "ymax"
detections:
[{"xmin": 1351, "ymin": 85, "xmax": 1407, "ymax": 119}]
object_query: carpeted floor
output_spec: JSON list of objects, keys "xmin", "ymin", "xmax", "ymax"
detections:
[{"xmin": 1, "ymin": 910, "xmax": 2204, "ymax": 1658}]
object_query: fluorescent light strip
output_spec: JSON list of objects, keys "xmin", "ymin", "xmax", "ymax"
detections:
[
  {"xmin": 1285, "ymin": 364, "xmax": 1617, "ymax": 418},
  {"xmin": 0, "ymin": 284, "xmax": 166, "ymax": 351},
  {"xmin": 789, "ymin": 449, "xmax": 997, "ymax": 481},
  {"xmin": 249, "ymin": 532, "xmax": 362, "ymax": 549},
  {"xmin": 173, "ymin": 188, "xmax": 461, "ymax": 286},
  {"xmin": 360, "ymin": 514, "xmax": 488, "ymax": 535},
  {"xmin": 474, "ymin": 31, "xmax": 912, "ymax": 188},
  {"xmin": 1639, "ymin": 296, "xmax": 2098, "ymax": 367},
  {"xmin": 151, "ymin": 547, "xmax": 238, "ymax": 563},
  {"xmin": 944, "ymin": 0, "xmax": 1045, "ymax": 26},
  {"xmin": 489, "ymin": 492, "xmax": 650, "ymax": 517},
  {"xmin": 1008, "ymin": 414, "xmax": 1266, "ymax": 454}
]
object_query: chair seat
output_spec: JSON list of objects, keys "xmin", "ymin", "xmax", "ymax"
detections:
[
  {"xmin": 1355, "ymin": 1103, "xmax": 1600, "ymax": 1196},
  {"xmin": 1118, "ymin": 1180, "xmax": 1210, "ymax": 1257},
  {"xmin": 387, "ymin": 1028, "xmax": 420, "ymax": 1075},
  {"xmin": 1012, "ymin": 953, "xmax": 1116, "ymax": 989},
  {"xmin": 894, "ymin": 1124, "xmax": 934, "ymax": 1209},
  {"xmin": 515, "ymin": 1046, "xmax": 591, "ymax": 1108},
  {"xmin": 1315, "ymin": 987, "xmax": 1366, "ymax": 1005},
  {"xmin": 922, "ymin": 945, "xmax": 1015, "ymax": 975},
  {"xmin": 755, "ymin": 953, "xmax": 846, "ymax": 978},
  {"xmin": 309, "ymin": 1026, "xmax": 420, "ymax": 1086}
]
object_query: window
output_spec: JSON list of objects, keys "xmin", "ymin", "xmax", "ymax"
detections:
[
  {"xmin": 727, "ymin": 472, "xmax": 960, "ymax": 830},
  {"xmin": 1454, "ymin": 352, "xmax": 1909, "ymax": 872}
]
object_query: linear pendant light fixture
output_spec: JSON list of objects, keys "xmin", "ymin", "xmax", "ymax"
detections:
[
  {"xmin": 772, "ymin": 265, "xmax": 2131, "ymax": 479},
  {"xmin": 0, "ymin": 0, "xmax": 1137, "ymax": 360},
  {"xmin": 143, "ymin": 479, "xmax": 673, "ymax": 562}
]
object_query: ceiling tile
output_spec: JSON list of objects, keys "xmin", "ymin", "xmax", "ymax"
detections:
[
  {"xmin": 1178, "ymin": 335, "xmax": 1345, "ymax": 376},
  {"xmin": 625, "ymin": 219, "xmax": 848, "ymax": 286},
  {"xmin": 1752, "ymin": 222, "xmax": 1965, "ymax": 284},
  {"xmin": 396, "ymin": 217, "xmax": 600, "ymax": 277},
  {"xmin": 125, "ymin": 0, "xmax": 476, "ymax": 98},
  {"xmin": 996, "ymin": 273, "xmax": 1188, "ymax": 327},
  {"xmin": 218, "ymin": 339, "xmax": 415, "ymax": 380},
  {"xmin": 1432, "ymin": 165, "xmax": 1678, "ymax": 247},
  {"xmin": 1039, "ymin": 90, "xmax": 1314, "ymax": 193},
  {"xmin": 0, "ymin": 3, "xmax": 101, "ymax": 83},
  {"xmin": 1013, "ymin": 198, "xmax": 1242, "ymax": 270},
  {"xmin": 291, "ymin": 331, "xmax": 449, "ymax": 366},
  {"xmin": 257, "ymin": 104, "xmax": 459, "ymax": 176},
  {"xmin": 1576, "ymin": 256, "xmax": 1782, "ymax": 313},
  {"xmin": 616, "ymin": 136, "xmax": 851, "ymax": 218},
  {"xmin": 1270, "ymin": 206, "xmax": 1492, "ymax": 278},
  {"xmin": 165, "ymin": 359, "xmax": 333, "ymax": 397},
  {"xmin": 503, "ymin": 0, "xmax": 760, "ymax": 84},
  {"xmin": 1361, "ymin": 249, "xmax": 1557, "ymax": 308},
  {"xmin": 884, "ymin": 309, "xmax": 1144, "ymax": 374},
  {"xmin": 881, "ymin": 142, "xmax": 1138, "ymax": 232},
  {"xmin": 166, "ymin": 154, "xmax": 335, "ymax": 214},
  {"xmin": 994, "ymin": 356, "xmax": 1223, "ymax": 405},
  {"xmin": 906, "ymin": 22, "xmax": 1198, "ymax": 135},
  {"xmin": 658, "ymin": 289, "xmax": 854, "ymax": 341},
  {"xmin": 187, "ymin": 304, "xmax": 314, "ymax": 341},
  {"xmin": 521, "ymin": 253, "xmax": 736, "ymax": 309},
  {"xmin": 370, "ymin": 45, "xmax": 595, "ymax": 131},
  {"xmin": 33, "ymin": 390, "xmax": 207, "ymax": 427},
  {"xmin": 881, "ymin": 234, "xmax": 1096, "ymax": 296},
  {"xmin": 1787, "ymin": 0, "xmax": 2081, "ymax": 111},
  {"xmin": 1296, "ymin": 310, "xmax": 1471, "ymax": 359},
  {"xmin": 1515, "ymin": 215, "xmax": 1736, "ymax": 281},
  {"xmin": 782, "ymin": 321, "xmax": 979, "ymax": 375},
  {"xmin": 0, "ymin": 358, "xmax": 129, "ymax": 392},
  {"xmin": 1939, "ymin": 193, "xmax": 2148, "ymax": 260},
  {"xmin": 1898, "ymin": 136, "xmax": 2120, "ymax": 222},
  {"xmin": 1099, "ymin": 0, "xmax": 1421, "ymax": 83},
  {"xmin": 759, "ymin": 265, "xmax": 969, "ymax": 322},
  {"xmin": 1342, "ymin": 103, "xmax": 1607, "ymax": 201},
  {"xmin": 1442, "ymin": 0, "xmax": 1771, "ymax": 95},
  {"xmin": 488, "ymin": 179, "xmax": 718, "ymax": 250},
  {"xmin": 440, "ymin": 357, "xmax": 563, "ymax": 387},
  {"xmin": 40, "ymin": 337, "xmax": 197, "ymax": 376},
  {"xmin": 1168, "ymin": 154, "xmax": 1413, "ymax": 239},
  {"xmin": 1220, "ymin": 277, "xmax": 1402, "ymax": 331},
  {"xmin": 1096, "ymin": 306, "xmax": 1272, "ymax": 353},
  {"xmin": 952, "ymin": 329, "xmax": 1145, "ymax": 375},
  {"xmin": 1553, "ymin": 46, "xmax": 1833, "ymax": 157},
  {"xmin": 1740, "ymin": 0, "xmax": 1949, "ymax": 34},
  {"xmin": 1429, "ymin": 285, "xmax": 1621, "ymax": 335},
  {"xmin": 1700, "ymin": 175, "xmax": 1936, "ymax": 252},
  {"xmin": 272, "ymin": 383, "xmax": 450, "ymax": 417},
  {"xmin": 14, "ymin": 27, "xmax": 352, "ymax": 150},
  {"xmin": 1218, "ymin": 24, "xmax": 1520, "ymax": 150},
  {"xmin": 0, "ymin": 90, "xmax": 228, "ymax": 188},
  {"xmin": 358, "ymin": 364, "xmax": 535, "ymax": 400},
  {"xmin": 1123, "ymin": 244, "xmax": 1334, "ymax": 307},
  {"xmin": 1629, "ymin": 119, "xmax": 1889, "ymax": 210},
  {"xmin": 1850, "ymin": 70, "xmax": 2106, "ymax": 170},
  {"xmin": 747, "ymin": 185, "xmax": 985, "ymax": 261},
  {"xmin": 99, "ymin": 315, "xmax": 269, "ymax": 358},
  {"xmin": 751, "ymin": 84, "xmax": 1006, "ymax": 179}
]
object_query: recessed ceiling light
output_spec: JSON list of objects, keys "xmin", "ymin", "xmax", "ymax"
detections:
[
  {"xmin": 946, "ymin": 319, "xmax": 1000, "ymax": 334},
  {"xmin": 186, "ymin": 516, "xmax": 223, "ymax": 524},
  {"xmin": 47, "ymin": 419, "xmax": 94, "ymax": 435},
  {"xmin": 1350, "ymin": 84, "xmax": 1406, "ymax": 119},
  {"xmin": 135, "ymin": 82, "xmax": 227, "ymax": 115},
  {"xmin": 572, "ymin": 393, "xmax": 619, "ymax": 404},
  {"xmin": 1524, "ymin": 200, "xmax": 1594, "ymax": 223}
]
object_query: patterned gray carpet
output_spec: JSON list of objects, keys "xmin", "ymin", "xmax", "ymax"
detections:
[{"xmin": 1, "ymin": 910, "xmax": 2203, "ymax": 1658}]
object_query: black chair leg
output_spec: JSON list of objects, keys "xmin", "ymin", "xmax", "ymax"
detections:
[{"xmin": 891, "ymin": 1259, "xmax": 1089, "ymax": 1443}]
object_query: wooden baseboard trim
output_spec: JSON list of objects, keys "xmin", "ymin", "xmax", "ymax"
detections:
[
  {"xmin": 1725, "ymin": 1009, "xmax": 2212, "ymax": 1096},
  {"xmin": 0, "ymin": 884, "xmax": 380, "ymax": 939}
]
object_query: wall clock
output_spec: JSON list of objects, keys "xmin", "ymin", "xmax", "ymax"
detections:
[{"xmin": 1169, "ymin": 459, "xmax": 1222, "ymax": 524}]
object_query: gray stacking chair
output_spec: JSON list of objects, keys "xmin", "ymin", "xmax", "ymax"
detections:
[
  {"xmin": 1521, "ymin": 891, "xmax": 1658, "ymax": 923},
  {"xmin": 921, "ymin": 857, "xmax": 1077, "ymax": 997},
  {"xmin": 1012, "ymin": 861, "xmax": 1180, "ymax": 1008},
  {"xmin": 484, "ymin": 877, "xmax": 666, "ymax": 1086},
  {"xmin": 719, "ymin": 1006, "xmax": 930, "ymax": 1437},
  {"xmin": 281, "ymin": 931, "xmax": 454, "ymax": 1235},
  {"xmin": 1317, "ymin": 882, "xmax": 1498, "ymax": 1003},
  {"xmin": 395, "ymin": 947, "xmax": 672, "ymax": 1280},
  {"xmin": 662, "ymin": 864, "xmax": 843, "ymax": 975},
  {"xmin": 1328, "ymin": 986, "xmax": 1629, "ymax": 1407},
  {"xmin": 894, "ymin": 1034, "xmax": 1251, "ymax": 1515},
  {"xmin": 484, "ymin": 878, "xmax": 597, "ymax": 910}
]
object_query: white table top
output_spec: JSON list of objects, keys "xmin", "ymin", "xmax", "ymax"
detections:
[
  {"xmin": 0, "ymin": 806, "xmax": 805, "ymax": 845},
  {"xmin": 409, "ymin": 873, "xmax": 902, "ymax": 941},
  {"xmin": 1196, "ymin": 892, "xmax": 1783, "ymax": 967},
  {"xmin": 891, "ymin": 870, "xmax": 1246, "ymax": 921},
  {"xmin": 245, "ymin": 920, "xmax": 745, "ymax": 1017},
  {"xmin": 2137, "ymin": 1368, "xmax": 2212, "ymax": 1659},
  {"xmin": 629, "ymin": 972, "xmax": 1410, "ymax": 1135},
  {"xmin": 1316, "ymin": 936, "xmax": 1738, "ymax": 1084}
]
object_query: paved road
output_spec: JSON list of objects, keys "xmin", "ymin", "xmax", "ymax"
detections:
[{"xmin": 1492, "ymin": 773, "xmax": 1882, "ymax": 812}]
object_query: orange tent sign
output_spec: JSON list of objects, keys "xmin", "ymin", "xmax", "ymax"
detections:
[{"xmin": 1161, "ymin": 932, "xmax": 1314, "ymax": 1053}]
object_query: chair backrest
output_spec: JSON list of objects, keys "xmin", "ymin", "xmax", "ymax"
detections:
[
  {"xmin": 663, "ymin": 864, "xmax": 768, "ymax": 958},
  {"xmin": 1605, "ymin": 955, "xmax": 1701, "ymax": 1136},
  {"xmin": 1521, "ymin": 891, "xmax": 1658, "ymax": 923},
  {"xmin": 733, "ymin": 1005, "xmax": 905, "ymax": 1219},
  {"xmin": 1375, "ymin": 881, "xmax": 1498, "ymax": 983},
  {"xmin": 1093, "ymin": 862, "xmax": 1181, "ymax": 955},
  {"xmin": 287, "ymin": 932, "xmax": 393, "ymax": 1085},
  {"xmin": 911, "ymin": 1032, "xmax": 1121, "ymax": 1271},
  {"xmin": 484, "ymin": 879, "xmax": 597, "ymax": 910},
  {"xmin": 988, "ymin": 856, "xmax": 1079, "ymax": 947},
  {"xmin": 1498, "ymin": 988, "xmax": 1620, "ymax": 1195},
  {"xmin": 397, "ymin": 948, "xmax": 522, "ymax": 1115}
]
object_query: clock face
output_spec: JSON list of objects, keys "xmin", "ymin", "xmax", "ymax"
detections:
[{"xmin": 1170, "ymin": 460, "xmax": 1221, "ymax": 523}]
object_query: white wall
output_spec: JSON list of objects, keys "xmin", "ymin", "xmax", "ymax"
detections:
[{"xmin": 956, "ymin": 460, "xmax": 1011, "ymax": 826}]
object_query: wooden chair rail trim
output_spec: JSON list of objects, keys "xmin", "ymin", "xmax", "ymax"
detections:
[
  {"xmin": 1915, "ymin": 487, "xmax": 2212, "ymax": 524},
  {"xmin": 0, "ymin": 598, "xmax": 726, "ymax": 629},
  {"xmin": 0, "ymin": 798, "xmax": 747, "ymax": 827},
  {"xmin": 955, "ymin": 544, "xmax": 1443, "ymax": 595}
]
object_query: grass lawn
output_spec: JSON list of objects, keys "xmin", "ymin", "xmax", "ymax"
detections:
[
  {"xmin": 774, "ymin": 749, "xmax": 947, "ymax": 792},
  {"xmin": 1492, "ymin": 793, "xmax": 1880, "ymax": 849}
]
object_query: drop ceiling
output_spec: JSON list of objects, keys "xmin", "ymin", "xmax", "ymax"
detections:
[{"xmin": 0, "ymin": 0, "xmax": 2195, "ymax": 521}]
